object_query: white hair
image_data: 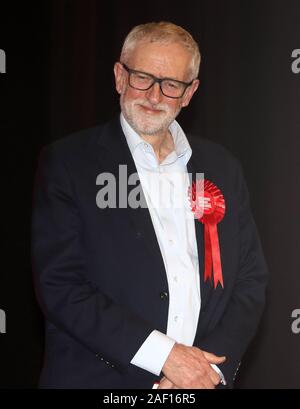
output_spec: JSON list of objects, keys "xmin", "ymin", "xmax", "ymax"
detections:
[{"xmin": 120, "ymin": 22, "xmax": 201, "ymax": 80}]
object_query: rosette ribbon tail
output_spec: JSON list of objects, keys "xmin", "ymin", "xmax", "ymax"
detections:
[
  {"xmin": 207, "ymin": 222, "xmax": 224, "ymax": 288},
  {"xmin": 204, "ymin": 224, "xmax": 213, "ymax": 282}
]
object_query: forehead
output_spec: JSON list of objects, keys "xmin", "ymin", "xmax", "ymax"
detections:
[{"xmin": 127, "ymin": 41, "xmax": 192, "ymax": 80}]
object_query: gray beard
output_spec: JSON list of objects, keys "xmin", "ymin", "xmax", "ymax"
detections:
[{"xmin": 120, "ymin": 99, "xmax": 181, "ymax": 137}]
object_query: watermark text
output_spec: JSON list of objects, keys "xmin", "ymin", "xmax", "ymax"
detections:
[
  {"xmin": 0, "ymin": 309, "xmax": 6, "ymax": 333},
  {"xmin": 96, "ymin": 166, "xmax": 204, "ymax": 218},
  {"xmin": 291, "ymin": 309, "xmax": 300, "ymax": 334},
  {"xmin": 0, "ymin": 49, "xmax": 6, "ymax": 73},
  {"xmin": 291, "ymin": 49, "xmax": 300, "ymax": 74}
]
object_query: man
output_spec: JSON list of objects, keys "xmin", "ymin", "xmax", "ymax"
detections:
[{"xmin": 32, "ymin": 22, "xmax": 268, "ymax": 389}]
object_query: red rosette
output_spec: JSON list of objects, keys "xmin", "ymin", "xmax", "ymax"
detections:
[{"xmin": 189, "ymin": 179, "xmax": 225, "ymax": 288}]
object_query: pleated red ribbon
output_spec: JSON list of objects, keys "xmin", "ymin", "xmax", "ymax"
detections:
[{"xmin": 189, "ymin": 179, "xmax": 226, "ymax": 288}]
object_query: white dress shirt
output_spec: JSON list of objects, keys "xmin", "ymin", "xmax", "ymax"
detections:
[{"xmin": 120, "ymin": 114, "xmax": 225, "ymax": 385}]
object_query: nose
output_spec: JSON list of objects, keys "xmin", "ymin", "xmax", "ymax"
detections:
[{"xmin": 146, "ymin": 82, "xmax": 162, "ymax": 104}]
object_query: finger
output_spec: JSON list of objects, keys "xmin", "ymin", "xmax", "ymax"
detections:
[
  {"xmin": 208, "ymin": 368, "xmax": 221, "ymax": 386},
  {"xmin": 200, "ymin": 362, "xmax": 221, "ymax": 387},
  {"xmin": 203, "ymin": 351, "xmax": 226, "ymax": 364},
  {"xmin": 191, "ymin": 374, "xmax": 215, "ymax": 390},
  {"xmin": 203, "ymin": 378, "xmax": 216, "ymax": 389}
]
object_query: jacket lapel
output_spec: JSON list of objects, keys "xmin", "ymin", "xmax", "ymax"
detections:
[{"xmin": 96, "ymin": 116, "xmax": 168, "ymax": 288}]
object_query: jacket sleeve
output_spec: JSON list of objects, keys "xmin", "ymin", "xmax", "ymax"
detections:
[
  {"xmin": 31, "ymin": 144, "xmax": 153, "ymax": 372},
  {"xmin": 195, "ymin": 159, "xmax": 269, "ymax": 388}
]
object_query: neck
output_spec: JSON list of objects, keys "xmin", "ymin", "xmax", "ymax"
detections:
[{"xmin": 141, "ymin": 129, "xmax": 175, "ymax": 163}]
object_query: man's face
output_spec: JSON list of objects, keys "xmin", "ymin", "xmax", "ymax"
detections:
[{"xmin": 114, "ymin": 41, "xmax": 199, "ymax": 137}]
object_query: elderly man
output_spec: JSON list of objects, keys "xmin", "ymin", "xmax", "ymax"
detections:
[{"xmin": 32, "ymin": 22, "xmax": 268, "ymax": 389}]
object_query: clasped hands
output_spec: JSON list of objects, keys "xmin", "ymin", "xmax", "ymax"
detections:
[{"xmin": 158, "ymin": 343, "xmax": 226, "ymax": 389}]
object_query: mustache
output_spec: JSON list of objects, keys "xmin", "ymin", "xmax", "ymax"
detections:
[{"xmin": 133, "ymin": 100, "xmax": 169, "ymax": 111}]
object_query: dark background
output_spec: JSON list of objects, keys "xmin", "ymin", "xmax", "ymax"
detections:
[{"xmin": 0, "ymin": 0, "xmax": 299, "ymax": 388}]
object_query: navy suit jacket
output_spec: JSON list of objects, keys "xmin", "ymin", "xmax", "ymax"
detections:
[{"xmin": 32, "ymin": 116, "xmax": 268, "ymax": 388}]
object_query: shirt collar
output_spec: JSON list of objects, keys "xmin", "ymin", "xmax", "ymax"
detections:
[{"xmin": 120, "ymin": 113, "xmax": 192, "ymax": 165}]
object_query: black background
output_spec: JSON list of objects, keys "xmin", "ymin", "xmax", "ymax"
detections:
[{"xmin": 0, "ymin": 0, "xmax": 299, "ymax": 388}]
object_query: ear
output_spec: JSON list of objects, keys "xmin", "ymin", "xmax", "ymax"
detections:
[
  {"xmin": 114, "ymin": 62, "xmax": 125, "ymax": 95},
  {"xmin": 181, "ymin": 79, "xmax": 200, "ymax": 108}
]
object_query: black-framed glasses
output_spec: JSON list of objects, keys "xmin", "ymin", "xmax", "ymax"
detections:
[{"xmin": 120, "ymin": 63, "xmax": 195, "ymax": 99}]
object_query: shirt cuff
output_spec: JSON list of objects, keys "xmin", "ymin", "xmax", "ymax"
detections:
[
  {"xmin": 211, "ymin": 364, "xmax": 227, "ymax": 386},
  {"xmin": 130, "ymin": 330, "xmax": 175, "ymax": 376}
]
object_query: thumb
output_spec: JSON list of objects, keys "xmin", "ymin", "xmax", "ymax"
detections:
[{"xmin": 203, "ymin": 351, "xmax": 226, "ymax": 364}]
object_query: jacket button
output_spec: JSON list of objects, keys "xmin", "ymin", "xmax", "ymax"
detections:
[
  {"xmin": 160, "ymin": 291, "xmax": 168, "ymax": 300},
  {"xmin": 96, "ymin": 354, "xmax": 104, "ymax": 361}
]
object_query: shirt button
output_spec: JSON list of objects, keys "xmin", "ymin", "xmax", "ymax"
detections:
[
  {"xmin": 173, "ymin": 276, "xmax": 178, "ymax": 282},
  {"xmin": 174, "ymin": 316, "xmax": 179, "ymax": 322},
  {"xmin": 168, "ymin": 239, "xmax": 174, "ymax": 245}
]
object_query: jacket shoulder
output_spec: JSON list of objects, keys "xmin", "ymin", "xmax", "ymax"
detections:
[{"xmin": 42, "ymin": 124, "xmax": 106, "ymax": 159}]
